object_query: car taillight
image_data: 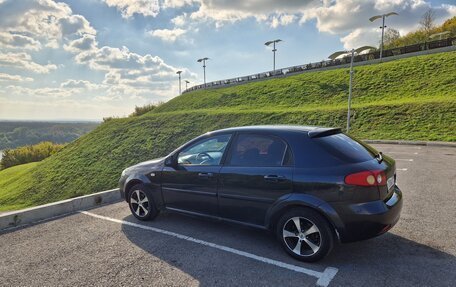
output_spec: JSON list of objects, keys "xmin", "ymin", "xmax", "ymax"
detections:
[{"xmin": 345, "ymin": 170, "xmax": 387, "ymax": 186}]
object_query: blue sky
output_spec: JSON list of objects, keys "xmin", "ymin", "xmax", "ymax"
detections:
[{"xmin": 0, "ymin": 0, "xmax": 454, "ymax": 120}]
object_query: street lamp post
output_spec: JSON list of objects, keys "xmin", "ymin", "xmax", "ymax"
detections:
[
  {"xmin": 176, "ymin": 70, "xmax": 182, "ymax": 95},
  {"xmin": 197, "ymin": 57, "xmax": 209, "ymax": 87},
  {"xmin": 185, "ymin": 80, "xmax": 190, "ymax": 90},
  {"xmin": 369, "ymin": 12, "xmax": 398, "ymax": 61},
  {"xmin": 329, "ymin": 46, "xmax": 376, "ymax": 132},
  {"xmin": 265, "ymin": 39, "xmax": 282, "ymax": 72}
]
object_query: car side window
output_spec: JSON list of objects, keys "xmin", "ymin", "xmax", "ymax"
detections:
[
  {"xmin": 227, "ymin": 134, "xmax": 288, "ymax": 167},
  {"xmin": 178, "ymin": 134, "xmax": 231, "ymax": 166}
]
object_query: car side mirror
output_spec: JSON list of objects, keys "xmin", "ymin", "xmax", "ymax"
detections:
[{"xmin": 165, "ymin": 156, "xmax": 177, "ymax": 168}]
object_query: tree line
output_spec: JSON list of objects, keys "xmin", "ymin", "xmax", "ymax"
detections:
[
  {"xmin": 0, "ymin": 121, "xmax": 99, "ymax": 150},
  {"xmin": 383, "ymin": 12, "xmax": 456, "ymax": 49},
  {"xmin": 0, "ymin": 141, "xmax": 65, "ymax": 169}
]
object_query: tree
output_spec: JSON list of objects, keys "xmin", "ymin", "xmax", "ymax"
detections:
[
  {"xmin": 441, "ymin": 16, "xmax": 456, "ymax": 37},
  {"xmin": 420, "ymin": 9, "xmax": 436, "ymax": 35},
  {"xmin": 383, "ymin": 28, "xmax": 401, "ymax": 47}
]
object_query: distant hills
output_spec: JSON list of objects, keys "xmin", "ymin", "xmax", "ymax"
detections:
[{"xmin": 0, "ymin": 121, "xmax": 99, "ymax": 150}]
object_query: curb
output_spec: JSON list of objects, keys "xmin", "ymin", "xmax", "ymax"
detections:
[
  {"xmin": 0, "ymin": 188, "xmax": 121, "ymax": 231},
  {"xmin": 364, "ymin": 140, "xmax": 456, "ymax": 148}
]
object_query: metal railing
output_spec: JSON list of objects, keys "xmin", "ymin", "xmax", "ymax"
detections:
[{"xmin": 183, "ymin": 37, "xmax": 456, "ymax": 94}]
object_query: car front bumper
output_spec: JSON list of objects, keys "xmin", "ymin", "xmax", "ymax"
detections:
[
  {"xmin": 119, "ymin": 175, "xmax": 127, "ymax": 201},
  {"xmin": 333, "ymin": 185, "xmax": 403, "ymax": 243}
]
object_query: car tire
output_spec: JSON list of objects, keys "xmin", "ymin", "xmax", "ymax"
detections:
[
  {"xmin": 128, "ymin": 184, "xmax": 159, "ymax": 221},
  {"xmin": 276, "ymin": 207, "xmax": 334, "ymax": 262}
]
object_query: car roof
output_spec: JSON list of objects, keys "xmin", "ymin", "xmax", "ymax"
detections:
[{"xmin": 208, "ymin": 125, "xmax": 341, "ymax": 137}]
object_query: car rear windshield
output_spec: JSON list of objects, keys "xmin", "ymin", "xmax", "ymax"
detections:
[{"xmin": 312, "ymin": 133, "xmax": 378, "ymax": 164}]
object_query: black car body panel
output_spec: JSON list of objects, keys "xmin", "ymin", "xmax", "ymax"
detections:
[
  {"xmin": 218, "ymin": 165, "xmax": 294, "ymax": 226},
  {"xmin": 119, "ymin": 125, "xmax": 403, "ymax": 242}
]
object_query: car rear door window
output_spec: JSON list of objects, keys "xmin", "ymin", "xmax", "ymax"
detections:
[{"xmin": 227, "ymin": 134, "xmax": 288, "ymax": 167}]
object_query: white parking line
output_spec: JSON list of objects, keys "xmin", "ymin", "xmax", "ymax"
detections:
[
  {"xmin": 395, "ymin": 158, "xmax": 414, "ymax": 162},
  {"xmin": 386, "ymin": 151, "xmax": 419, "ymax": 155},
  {"xmin": 80, "ymin": 211, "xmax": 339, "ymax": 287},
  {"xmin": 397, "ymin": 168, "xmax": 408, "ymax": 171}
]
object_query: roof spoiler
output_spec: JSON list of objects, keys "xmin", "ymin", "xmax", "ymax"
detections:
[{"xmin": 308, "ymin": 127, "xmax": 342, "ymax": 138}]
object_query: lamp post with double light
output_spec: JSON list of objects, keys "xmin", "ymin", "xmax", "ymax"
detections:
[
  {"xmin": 329, "ymin": 46, "xmax": 376, "ymax": 132},
  {"xmin": 197, "ymin": 57, "xmax": 209, "ymax": 87},
  {"xmin": 264, "ymin": 39, "xmax": 282, "ymax": 72},
  {"xmin": 369, "ymin": 12, "xmax": 398, "ymax": 61},
  {"xmin": 176, "ymin": 70, "xmax": 182, "ymax": 95}
]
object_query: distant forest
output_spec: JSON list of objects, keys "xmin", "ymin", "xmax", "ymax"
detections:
[{"xmin": 0, "ymin": 121, "xmax": 99, "ymax": 150}]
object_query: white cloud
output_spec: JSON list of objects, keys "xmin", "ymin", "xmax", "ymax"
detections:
[
  {"xmin": 340, "ymin": 28, "xmax": 380, "ymax": 50},
  {"xmin": 5, "ymin": 85, "xmax": 74, "ymax": 98},
  {"xmin": 63, "ymin": 34, "xmax": 98, "ymax": 53},
  {"xmin": 59, "ymin": 14, "xmax": 96, "ymax": 37},
  {"xmin": 0, "ymin": 32, "xmax": 41, "ymax": 51},
  {"xmin": 147, "ymin": 28, "xmax": 187, "ymax": 42},
  {"xmin": 162, "ymin": 0, "xmax": 196, "ymax": 9},
  {"xmin": 0, "ymin": 0, "xmax": 71, "ymax": 41},
  {"xmin": 60, "ymin": 79, "xmax": 100, "ymax": 90},
  {"xmin": 164, "ymin": 0, "xmax": 455, "ymax": 46},
  {"xmin": 67, "ymin": 43, "xmax": 197, "ymax": 101},
  {"xmin": 189, "ymin": 0, "xmax": 313, "ymax": 22},
  {"xmin": 171, "ymin": 13, "xmax": 188, "ymax": 26},
  {"xmin": 0, "ymin": 0, "xmax": 191, "ymax": 108},
  {"xmin": 0, "ymin": 52, "xmax": 57, "ymax": 74},
  {"xmin": 270, "ymin": 14, "xmax": 295, "ymax": 28},
  {"xmin": 0, "ymin": 73, "xmax": 34, "ymax": 82},
  {"xmin": 0, "ymin": 0, "xmax": 95, "ymax": 50},
  {"xmin": 0, "ymin": 0, "xmax": 98, "ymax": 78},
  {"xmin": 102, "ymin": 0, "xmax": 160, "ymax": 18}
]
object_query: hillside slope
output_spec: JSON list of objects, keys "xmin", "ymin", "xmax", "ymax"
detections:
[{"xmin": 0, "ymin": 51, "xmax": 455, "ymax": 211}]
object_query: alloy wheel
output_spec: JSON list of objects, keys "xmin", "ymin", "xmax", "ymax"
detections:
[
  {"xmin": 282, "ymin": 216, "xmax": 322, "ymax": 256},
  {"xmin": 130, "ymin": 189, "xmax": 149, "ymax": 217}
]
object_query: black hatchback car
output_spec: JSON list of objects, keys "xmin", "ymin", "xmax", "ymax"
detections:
[{"xmin": 119, "ymin": 125, "xmax": 402, "ymax": 262}]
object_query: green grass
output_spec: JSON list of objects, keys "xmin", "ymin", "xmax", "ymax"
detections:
[
  {"xmin": 155, "ymin": 51, "xmax": 456, "ymax": 113},
  {"xmin": 0, "ymin": 162, "xmax": 39, "ymax": 211},
  {"xmin": 0, "ymin": 51, "xmax": 455, "ymax": 211}
]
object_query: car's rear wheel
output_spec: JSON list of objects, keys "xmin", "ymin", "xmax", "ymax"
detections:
[
  {"xmin": 276, "ymin": 208, "xmax": 334, "ymax": 262},
  {"xmin": 128, "ymin": 184, "xmax": 159, "ymax": 221}
]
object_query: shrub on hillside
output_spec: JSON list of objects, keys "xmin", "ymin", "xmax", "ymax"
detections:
[
  {"xmin": 130, "ymin": 102, "xmax": 163, "ymax": 117},
  {"xmin": 0, "ymin": 141, "xmax": 65, "ymax": 170}
]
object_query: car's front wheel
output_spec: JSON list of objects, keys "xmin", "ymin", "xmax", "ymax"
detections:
[
  {"xmin": 128, "ymin": 184, "xmax": 159, "ymax": 221},
  {"xmin": 276, "ymin": 207, "xmax": 334, "ymax": 262}
]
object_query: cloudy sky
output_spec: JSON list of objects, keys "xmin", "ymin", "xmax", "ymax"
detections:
[{"xmin": 0, "ymin": 0, "xmax": 454, "ymax": 121}]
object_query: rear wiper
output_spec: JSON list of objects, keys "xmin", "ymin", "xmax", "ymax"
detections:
[{"xmin": 375, "ymin": 152, "xmax": 383, "ymax": 163}]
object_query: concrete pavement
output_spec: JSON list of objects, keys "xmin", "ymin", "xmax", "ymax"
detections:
[{"xmin": 1, "ymin": 144, "xmax": 455, "ymax": 286}]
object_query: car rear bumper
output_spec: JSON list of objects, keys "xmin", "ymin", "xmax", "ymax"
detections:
[{"xmin": 333, "ymin": 185, "xmax": 403, "ymax": 243}]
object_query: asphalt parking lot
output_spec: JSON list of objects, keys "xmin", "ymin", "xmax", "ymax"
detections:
[{"xmin": 1, "ymin": 144, "xmax": 455, "ymax": 287}]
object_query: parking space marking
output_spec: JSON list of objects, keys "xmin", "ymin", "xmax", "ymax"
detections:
[
  {"xmin": 397, "ymin": 168, "xmax": 408, "ymax": 171},
  {"xmin": 80, "ymin": 211, "xmax": 339, "ymax": 287},
  {"xmin": 395, "ymin": 158, "xmax": 414, "ymax": 162},
  {"xmin": 386, "ymin": 151, "xmax": 419, "ymax": 155}
]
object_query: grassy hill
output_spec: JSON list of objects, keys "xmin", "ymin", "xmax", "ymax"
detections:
[
  {"xmin": 0, "ymin": 162, "xmax": 39, "ymax": 211},
  {"xmin": 0, "ymin": 51, "xmax": 455, "ymax": 211}
]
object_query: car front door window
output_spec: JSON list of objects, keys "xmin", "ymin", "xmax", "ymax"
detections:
[{"xmin": 178, "ymin": 134, "xmax": 231, "ymax": 166}]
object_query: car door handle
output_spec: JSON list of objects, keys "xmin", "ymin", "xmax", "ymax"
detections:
[
  {"xmin": 198, "ymin": 172, "xmax": 214, "ymax": 178},
  {"xmin": 264, "ymin": 175, "xmax": 286, "ymax": 182}
]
